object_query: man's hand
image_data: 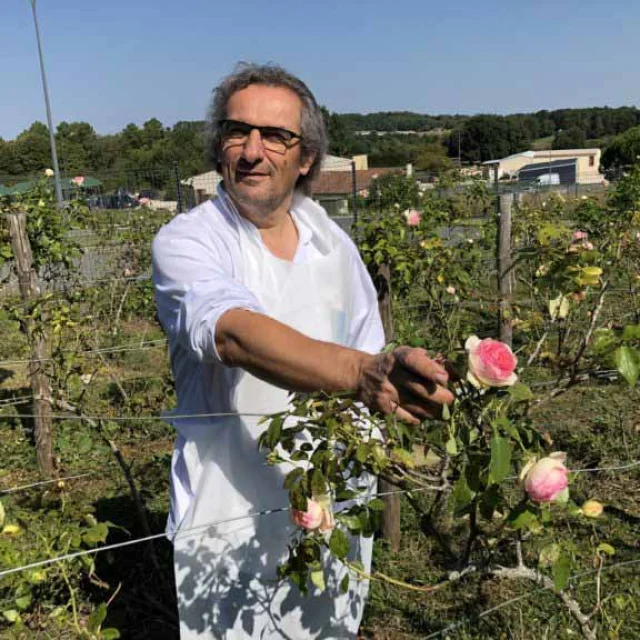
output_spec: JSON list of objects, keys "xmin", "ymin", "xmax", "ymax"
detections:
[{"xmin": 356, "ymin": 347, "xmax": 455, "ymax": 424}]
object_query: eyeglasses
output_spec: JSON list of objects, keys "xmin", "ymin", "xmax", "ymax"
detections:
[{"xmin": 218, "ymin": 119, "xmax": 302, "ymax": 154}]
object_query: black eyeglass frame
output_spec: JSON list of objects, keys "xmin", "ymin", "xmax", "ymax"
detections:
[{"xmin": 218, "ymin": 119, "xmax": 302, "ymax": 150}]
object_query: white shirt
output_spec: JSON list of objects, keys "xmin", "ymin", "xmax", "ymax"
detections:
[{"xmin": 152, "ymin": 186, "xmax": 385, "ymax": 531}]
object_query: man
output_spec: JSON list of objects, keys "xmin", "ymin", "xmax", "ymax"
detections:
[{"xmin": 152, "ymin": 63, "xmax": 453, "ymax": 639}]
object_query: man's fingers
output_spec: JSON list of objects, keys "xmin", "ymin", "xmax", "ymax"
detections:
[
  {"xmin": 396, "ymin": 348, "xmax": 449, "ymax": 386},
  {"xmin": 390, "ymin": 365, "xmax": 455, "ymax": 407},
  {"xmin": 398, "ymin": 398, "xmax": 443, "ymax": 421},
  {"xmin": 392, "ymin": 405, "xmax": 420, "ymax": 426}
]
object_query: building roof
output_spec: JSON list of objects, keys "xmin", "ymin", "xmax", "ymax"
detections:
[
  {"xmin": 483, "ymin": 151, "xmax": 535, "ymax": 165},
  {"xmin": 483, "ymin": 148, "xmax": 600, "ymax": 166},
  {"xmin": 181, "ymin": 170, "xmax": 222, "ymax": 187},
  {"xmin": 311, "ymin": 168, "xmax": 399, "ymax": 196},
  {"xmin": 321, "ymin": 155, "xmax": 353, "ymax": 171},
  {"xmin": 519, "ymin": 158, "xmax": 578, "ymax": 173}
]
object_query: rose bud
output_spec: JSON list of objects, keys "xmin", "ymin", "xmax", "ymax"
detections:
[
  {"xmin": 522, "ymin": 453, "xmax": 569, "ymax": 503},
  {"xmin": 582, "ymin": 500, "xmax": 604, "ymax": 519},
  {"xmin": 465, "ymin": 335, "xmax": 518, "ymax": 388},
  {"xmin": 403, "ymin": 209, "xmax": 421, "ymax": 226}
]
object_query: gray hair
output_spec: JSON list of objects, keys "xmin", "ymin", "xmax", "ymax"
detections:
[{"xmin": 206, "ymin": 62, "xmax": 328, "ymax": 195}]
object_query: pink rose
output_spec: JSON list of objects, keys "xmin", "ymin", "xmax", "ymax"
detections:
[
  {"xmin": 572, "ymin": 230, "xmax": 588, "ymax": 241},
  {"xmin": 318, "ymin": 506, "xmax": 335, "ymax": 532},
  {"xmin": 522, "ymin": 453, "xmax": 569, "ymax": 503},
  {"xmin": 291, "ymin": 499, "xmax": 324, "ymax": 530},
  {"xmin": 581, "ymin": 241, "xmax": 594, "ymax": 251},
  {"xmin": 291, "ymin": 496, "xmax": 334, "ymax": 532},
  {"xmin": 446, "ymin": 286, "xmax": 456, "ymax": 295},
  {"xmin": 404, "ymin": 209, "xmax": 421, "ymax": 226},
  {"xmin": 72, "ymin": 176, "xmax": 85, "ymax": 186},
  {"xmin": 291, "ymin": 494, "xmax": 335, "ymax": 532},
  {"xmin": 358, "ymin": 189, "xmax": 369, "ymax": 198},
  {"xmin": 465, "ymin": 335, "xmax": 518, "ymax": 388},
  {"xmin": 138, "ymin": 197, "xmax": 151, "ymax": 206}
]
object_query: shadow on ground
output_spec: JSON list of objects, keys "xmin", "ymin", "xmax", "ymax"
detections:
[{"xmin": 93, "ymin": 495, "xmax": 179, "ymax": 639}]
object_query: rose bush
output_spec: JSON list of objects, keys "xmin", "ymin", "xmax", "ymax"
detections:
[{"xmin": 260, "ymin": 168, "xmax": 640, "ymax": 637}]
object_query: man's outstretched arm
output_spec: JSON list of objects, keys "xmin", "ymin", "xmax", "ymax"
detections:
[{"xmin": 216, "ymin": 309, "xmax": 454, "ymax": 424}]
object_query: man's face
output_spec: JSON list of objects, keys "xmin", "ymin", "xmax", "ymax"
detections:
[{"xmin": 220, "ymin": 84, "xmax": 314, "ymax": 216}]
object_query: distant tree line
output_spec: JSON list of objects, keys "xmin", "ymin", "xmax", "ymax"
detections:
[
  {"xmin": 336, "ymin": 111, "xmax": 466, "ymax": 132},
  {"xmin": 2, "ymin": 106, "xmax": 639, "ymax": 186},
  {"xmin": 446, "ymin": 107, "xmax": 640, "ymax": 164},
  {"xmin": 0, "ymin": 119, "xmax": 208, "ymax": 183}
]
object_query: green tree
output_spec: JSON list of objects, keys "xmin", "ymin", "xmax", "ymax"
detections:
[
  {"xmin": 601, "ymin": 126, "xmax": 640, "ymax": 173},
  {"xmin": 12, "ymin": 122, "xmax": 51, "ymax": 174},
  {"xmin": 552, "ymin": 126, "xmax": 586, "ymax": 150}
]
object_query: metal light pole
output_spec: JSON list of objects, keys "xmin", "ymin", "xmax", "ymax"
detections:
[{"xmin": 30, "ymin": 0, "xmax": 63, "ymax": 207}]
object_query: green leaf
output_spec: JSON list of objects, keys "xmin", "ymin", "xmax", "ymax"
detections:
[
  {"xmin": 492, "ymin": 417, "xmax": 523, "ymax": 447},
  {"xmin": 622, "ymin": 325, "xmax": 640, "ymax": 341},
  {"xmin": 390, "ymin": 447, "xmax": 414, "ymax": 468},
  {"xmin": 27, "ymin": 570, "xmax": 46, "ymax": 584},
  {"xmin": 548, "ymin": 294, "xmax": 570, "ymax": 320},
  {"xmin": 479, "ymin": 485, "xmax": 500, "ymax": 521},
  {"xmin": 87, "ymin": 603, "xmax": 107, "ymax": 633},
  {"xmin": 338, "ymin": 514, "xmax": 362, "ymax": 532},
  {"xmin": 552, "ymin": 554, "xmax": 571, "ymax": 591},
  {"xmin": 101, "ymin": 630, "xmax": 121, "ymax": 640},
  {"xmin": 329, "ymin": 528, "xmax": 350, "ymax": 560},
  {"xmin": 335, "ymin": 489, "xmax": 357, "ymax": 501},
  {"xmin": 489, "ymin": 435, "xmax": 511, "ymax": 484},
  {"xmin": 340, "ymin": 573, "xmax": 350, "ymax": 594},
  {"xmin": 0, "ymin": 500, "xmax": 4, "ymax": 527},
  {"xmin": 614, "ymin": 346, "xmax": 639, "ymax": 386},
  {"xmin": 264, "ymin": 416, "xmax": 283, "ymax": 450},
  {"xmin": 83, "ymin": 523, "xmax": 109, "ymax": 545},
  {"xmin": 507, "ymin": 503, "xmax": 538, "ymax": 530},
  {"xmin": 445, "ymin": 436, "xmax": 458, "ymax": 456},
  {"xmin": 355, "ymin": 444, "xmax": 369, "ymax": 463},
  {"xmin": 15, "ymin": 595, "xmax": 31, "ymax": 610},
  {"xmin": 507, "ymin": 383, "xmax": 534, "ymax": 402},
  {"xmin": 591, "ymin": 328, "xmax": 618, "ymax": 354},
  {"xmin": 310, "ymin": 569, "xmax": 326, "ymax": 592},
  {"xmin": 310, "ymin": 469, "xmax": 326, "ymax": 496},
  {"xmin": 539, "ymin": 542, "xmax": 562, "ymax": 568},
  {"xmin": 284, "ymin": 468, "xmax": 304, "ymax": 490},
  {"xmin": 2, "ymin": 610, "xmax": 20, "ymax": 623},
  {"xmin": 289, "ymin": 488, "xmax": 307, "ymax": 511},
  {"xmin": 451, "ymin": 474, "xmax": 474, "ymax": 516},
  {"xmin": 368, "ymin": 498, "xmax": 386, "ymax": 512},
  {"xmin": 597, "ymin": 542, "xmax": 616, "ymax": 556}
]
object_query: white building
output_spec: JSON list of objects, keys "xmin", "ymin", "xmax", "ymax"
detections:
[{"xmin": 483, "ymin": 149, "xmax": 603, "ymax": 184}]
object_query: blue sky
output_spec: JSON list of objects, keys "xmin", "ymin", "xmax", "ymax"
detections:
[{"xmin": 1, "ymin": 0, "xmax": 639, "ymax": 139}]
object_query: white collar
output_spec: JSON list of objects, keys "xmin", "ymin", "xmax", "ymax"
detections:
[{"xmin": 215, "ymin": 183, "xmax": 314, "ymax": 249}]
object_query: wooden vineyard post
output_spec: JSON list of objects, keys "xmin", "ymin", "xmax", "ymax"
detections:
[
  {"xmin": 498, "ymin": 194, "xmax": 514, "ymax": 347},
  {"xmin": 376, "ymin": 261, "xmax": 401, "ymax": 552},
  {"xmin": 8, "ymin": 212, "xmax": 55, "ymax": 477}
]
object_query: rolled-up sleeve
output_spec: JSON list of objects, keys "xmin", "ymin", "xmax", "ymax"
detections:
[{"xmin": 152, "ymin": 215, "xmax": 265, "ymax": 363}]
